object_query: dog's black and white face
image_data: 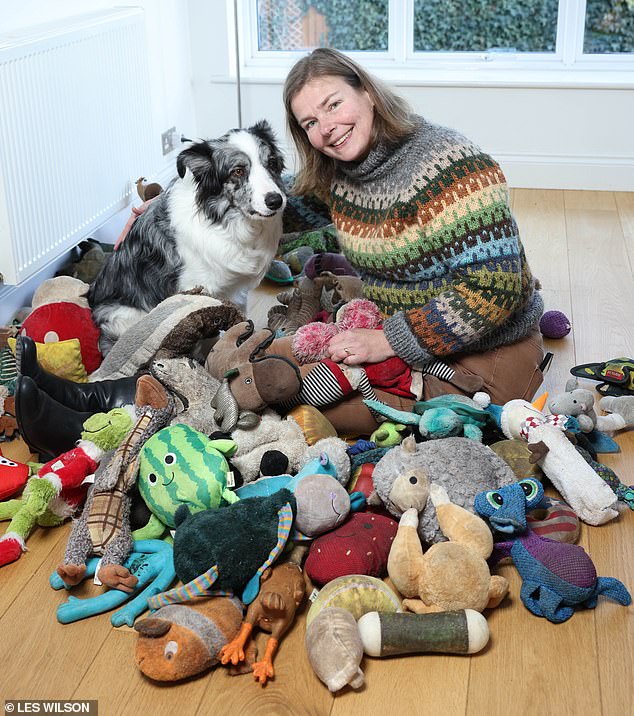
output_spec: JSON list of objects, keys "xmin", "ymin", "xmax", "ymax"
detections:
[
  {"xmin": 89, "ymin": 120, "xmax": 289, "ymax": 356},
  {"xmin": 176, "ymin": 120, "xmax": 286, "ymax": 225}
]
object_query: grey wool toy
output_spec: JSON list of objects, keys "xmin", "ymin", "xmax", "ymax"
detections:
[
  {"xmin": 371, "ymin": 435, "xmax": 516, "ymax": 546},
  {"xmin": 150, "ymin": 356, "xmax": 222, "ymax": 433},
  {"xmin": 149, "ymin": 356, "xmax": 259, "ymax": 434},
  {"xmin": 56, "ymin": 376, "xmax": 176, "ymax": 592}
]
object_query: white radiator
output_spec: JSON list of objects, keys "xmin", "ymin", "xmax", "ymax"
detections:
[{"xmin": 0, "ymin": 8, "xmax": 154, "ymax": 286}]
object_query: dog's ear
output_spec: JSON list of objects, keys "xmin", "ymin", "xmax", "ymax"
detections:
[
  {"xmin": 249, "ymin": 119, "xmax": 273, "ymax": 137},
  {"xmin": 177, "ymin": 141, "xmax": 216, "ymax": 180},
  {"xmin": 248, "ymin": 120, "xmax": 285, "ymax": 175},
  {"xmin": 176, "ymin": 141, "xmax": 223, "ymax": 197}
]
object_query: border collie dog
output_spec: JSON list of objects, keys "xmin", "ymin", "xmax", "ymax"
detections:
[{"xmin": 88, "ymin": 120, "xmax": 287, "ymax": 354}]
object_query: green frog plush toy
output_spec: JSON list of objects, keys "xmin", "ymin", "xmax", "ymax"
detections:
[{"xmin": 135, "ymin": 423, "xmax": 238, "ymax": 540}]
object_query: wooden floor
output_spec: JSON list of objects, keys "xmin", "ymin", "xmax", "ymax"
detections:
[{"xmin": 1, "ymin": 189, "xmax": 633, "ymax": 716}]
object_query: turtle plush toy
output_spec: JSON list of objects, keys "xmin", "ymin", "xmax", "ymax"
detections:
[
  {"xmin": 148, "ymin": 489, "xmax": 296, "ymax": 610},
  {"xmin": 135, "ymin": 423, "xmax": 239, "ymax": 540}
]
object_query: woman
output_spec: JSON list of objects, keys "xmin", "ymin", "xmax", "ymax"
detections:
[
  {"xmin": 281, "ymin": 48, "xmax": 545, "ymax": 410},
  {"xmin": 16, "ymin": 49, "xmax": 546, "ymax": 451}
]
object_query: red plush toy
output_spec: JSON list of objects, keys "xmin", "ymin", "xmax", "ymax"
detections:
[
  {"xmin": 0, "ymin": 449, "xmax": 30, "ymax": 501},
  {"xmin": 305, "ymin": 511, "xmax": 398, "ymax": 586},
  {"xmin": 19, "ymin": 277, "xmax": 102, "ymax": 373}
]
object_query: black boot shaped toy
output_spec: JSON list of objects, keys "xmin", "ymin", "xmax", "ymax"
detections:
[
  {"xmin": 16, "ymin": 335, "xmax": 137, "ymax": 413},
  {"xmin": 15, "ymin": 375, "xmax": 93, "ymax": 457}
]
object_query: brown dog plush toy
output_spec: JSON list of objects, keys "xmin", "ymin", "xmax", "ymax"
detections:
[
  {"xmin": 388, "ymin": 483, "xmax": 509, "ymax": 614},
  {"xmin": 219, "ymin": 560, "xmax": 306, "ymax": 685},
  {"xmin": 205, "ymin": 320, "xmax": 302, "ymax": 413}
]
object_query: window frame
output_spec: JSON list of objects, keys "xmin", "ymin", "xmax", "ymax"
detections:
[{"xmin": 236, "ymin": 0, "xmax": 634, "ymax": 88}]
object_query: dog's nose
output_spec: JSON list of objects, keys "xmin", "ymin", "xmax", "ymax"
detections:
[{"xmin": 264, "ymin": 192, "xmax": 283, "ymax": 211}]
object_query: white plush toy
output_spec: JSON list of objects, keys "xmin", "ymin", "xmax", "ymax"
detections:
[
  {"xmin": 498, "ymin": 394, "xmax": 619, "ymax": 526},
  {"xmin": 547, "ymin": 378, "xmax": 631, "ymax": 434}
]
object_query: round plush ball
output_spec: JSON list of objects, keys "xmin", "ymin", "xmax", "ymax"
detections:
[
  {"xmin": 21, "ymin": 302, "xmax": 102, "ymax": 372},
  {"xmin": 539, "ymin": 310, "xmax": 571, "ymax": 339}
]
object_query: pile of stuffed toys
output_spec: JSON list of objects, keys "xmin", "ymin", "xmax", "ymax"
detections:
[{"xmin": 1, "ymin": 270, "xmax": 633, "ymax": 692}]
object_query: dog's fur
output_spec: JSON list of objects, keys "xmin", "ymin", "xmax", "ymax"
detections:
[{"xmin": 88, "ymin": 120, "xmax": 287, "ymax": 354}]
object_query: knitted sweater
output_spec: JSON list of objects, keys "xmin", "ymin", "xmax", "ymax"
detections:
[{"xmin": 329, "ymin": 116, "xmax": 543, "ymax": 367}]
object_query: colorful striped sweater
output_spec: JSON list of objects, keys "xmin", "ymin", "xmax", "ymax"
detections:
[{"xmin": 329, "ymin": 116, "xmax": 543, "ymax": 367}]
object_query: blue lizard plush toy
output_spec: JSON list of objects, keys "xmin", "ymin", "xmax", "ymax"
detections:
[{"xmin": 474, "ymin": 478, "xmax": 631, "ymax": 623}]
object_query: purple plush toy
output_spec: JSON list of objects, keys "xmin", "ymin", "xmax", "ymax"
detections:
[
  {"xmin": 474, "ymin": 478, "xmax": 631, "ymax": 623},
  {"xmin": 539, "ymin": 310, "xmax": 571, "ymax": 339}
]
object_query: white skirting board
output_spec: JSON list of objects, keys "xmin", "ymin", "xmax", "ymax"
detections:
[{"xmin": 497, "ymin": 154, "xmax": 634, "ymax": 191}]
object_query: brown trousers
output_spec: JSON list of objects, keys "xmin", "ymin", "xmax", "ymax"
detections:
[{"xmin": 271, "ymin": 329, "xmax": 545, "ymax": 436}]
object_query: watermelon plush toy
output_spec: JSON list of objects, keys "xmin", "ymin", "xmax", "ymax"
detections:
[{"xmin": 137, "ymin": 424, "xmax": 239, "ymax": 538}]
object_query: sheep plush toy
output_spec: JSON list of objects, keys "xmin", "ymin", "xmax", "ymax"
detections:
[{"xmin": 370, "ymin": 435, "xmax": 517, "ymax": 545}]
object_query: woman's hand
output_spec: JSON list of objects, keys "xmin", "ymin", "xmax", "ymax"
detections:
[{"xmin": 327, "ymin": 328, "xmax": 396, "ymax": 365}]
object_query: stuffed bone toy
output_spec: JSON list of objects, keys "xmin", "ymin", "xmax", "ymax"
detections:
[{"xmin": 496, "ymin": 395, "xmax": 619, "ymax": 525}]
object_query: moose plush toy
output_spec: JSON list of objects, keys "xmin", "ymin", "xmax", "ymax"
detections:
[{"xmin": 205, "ymin": 320, "xmax": 302, "ymax": 413}]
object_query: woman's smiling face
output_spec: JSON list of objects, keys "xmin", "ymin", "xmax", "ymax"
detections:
[{"xmin": 291, "ymin": 75, "xmax": 375, "ymax": 162}]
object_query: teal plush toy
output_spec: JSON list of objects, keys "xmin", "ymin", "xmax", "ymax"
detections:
[
  {"xmin": 136, "ymin": 423, "xmax": 239, "ymax": 539},
  {"xmin": 51, "ymin": 539, "xmax": 175, "ymax": 626},
  {"xmin": 364, "ymin": 393, "xmax": 494, "ymax": 442},
  {"xmin": 235, "ymin": 453, "xmax": 366, "ymax": 539}
]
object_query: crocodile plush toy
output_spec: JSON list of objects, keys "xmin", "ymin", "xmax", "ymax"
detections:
[
  {"xmin": 474, "ymin": 478, "xmax": 631, "ymax": 623},
  {"xmin": 365, "ymin": 393, "xmax": 494, "ymax": 442}
]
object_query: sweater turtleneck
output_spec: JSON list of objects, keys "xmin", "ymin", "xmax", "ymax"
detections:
[{"xmin": 334, "ymin": 117, "xmax": 424, "ymax": 185}]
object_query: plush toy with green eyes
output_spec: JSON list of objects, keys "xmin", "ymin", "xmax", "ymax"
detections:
[
  {"xmin": 136, "ymin": 423, "xmax": 239, "ymax": 539},
  {"xmin": 474, "ymin": 478, "xmax": 631, "ymax": 623}
]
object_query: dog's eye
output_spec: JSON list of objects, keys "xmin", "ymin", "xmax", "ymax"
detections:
[{"xmin": 231, "ymin": 167, "xmax": 246, "ymax": 178}]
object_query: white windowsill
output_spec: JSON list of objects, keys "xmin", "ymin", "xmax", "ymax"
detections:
[
  {"xmin": 215, "ymin": 67, "xmax": 634, "ymax": 90},
  {"xmin": 217, "ymin": 58, "xmax": 634, "ymax": 90}
]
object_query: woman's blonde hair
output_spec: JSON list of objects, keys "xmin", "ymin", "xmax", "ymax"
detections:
[{"xmin": 283, "ymin": 48, "xmax": 416, "ymax": 198}]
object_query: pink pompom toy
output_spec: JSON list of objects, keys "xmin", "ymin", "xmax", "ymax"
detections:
[
  {"xmin": 292, "ymin": 322, "xmax": 339, "ymax": 364},
  {"xmin": 337, "ymin": 299, "xmax": 383, "ymax": 331},
  {"xmin": 292, "ymin": 298, "xmax": 384, "ymax": 365}
]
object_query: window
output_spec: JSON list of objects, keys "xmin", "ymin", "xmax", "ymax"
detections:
[
  {"xmin": 257, "ymin": 0, "xmax": 389, "ymax": 51},
  {"xmin": 412, "ymin": 1, "xmax": 559, "ymax": 53},
  {"xmin": 584, "ymin": 0, "xmax": 634, "ymax": 52},
  {"xmin": 239, "ymin": 0, "xmax": 634, "ymax": 85}
]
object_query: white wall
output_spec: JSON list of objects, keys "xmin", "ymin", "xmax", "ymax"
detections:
[
  {"xmin": 4, "ymin": 0, "xmax": 196, "ymax": 184},
  {"xmin": 189, "ymin": 1, "xmax": 634, "ymax": 191},
  {"xmin": 0, "ymin": 1, "xmax": 196, "ymax": 322}
]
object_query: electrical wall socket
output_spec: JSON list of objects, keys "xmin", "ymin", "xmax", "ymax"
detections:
[{"xmin": 161, "ymin": 126, "xmax": 177, "ymax": 155}]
